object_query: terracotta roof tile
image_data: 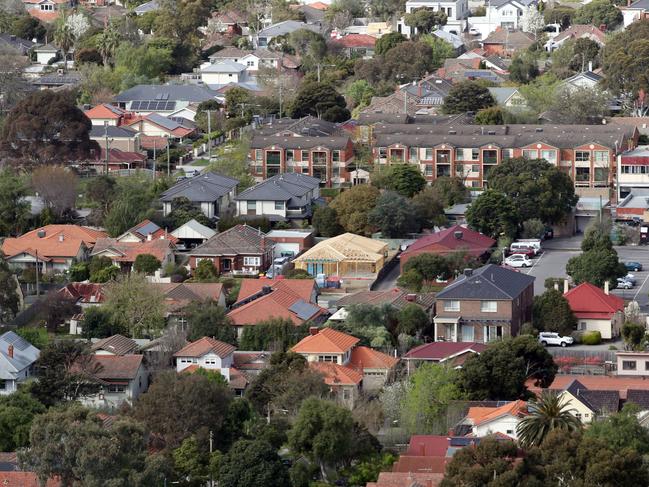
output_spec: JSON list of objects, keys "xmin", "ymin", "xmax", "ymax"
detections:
[
  {"xmin": 404, "ymin": 342, "xmax": 487, "ymax": 361},
  {"xmin": 0, "ymin": 473, "xmax": 61, "ymax": 487},
  {"xmin": 309, "ymin": 361, "xmax": 362, "ymax": 385},
  {"xmin": 391, "ymin": 456, "xmax": 448, "ymax": 474},
  {"xmin": 84, "ymin": 103, "xmax": 126, "ymax": 119},
  {"xmin": 401, "ymin": 225, "xmax": 495, "ymax": 258},
  {"xmin": 174, "ymin": 337, "xmax": 236, "ymax": 358},
  {"xmin": 330, "ymin": 34, "xmax": 376, "ymax": 48},
  {"xmin": 291, "ymin": 327, "xmax": 360, "ymax": 354},
  {"xmin": 349, "ymin": 346, "xmax": 398, "ymax": 369},
  {"xmin": 83, "ymin": 355, "xmax": 144, "ymax": 380},
  {"xmin": 3, "ymin": 225, "xmax": 107, "ymax": 260},
  {"xmin": 564, "ymin": 282, "xmax": 624, "ymax": 319},
  {"xmin": 236, "ymin": 278, "xmax": 316, "ymax": 303},
  {"xmin": 529, "ymin": 375, "xmax": 648, "ymax": 400},
  {"xmin": 91, "ymin": 238, "xmax": 173, "ymax": 263},
  {"xmin": 467, "ymin": 400, "xmax": 528, "ymax": 426},
  {"xmin": 91, "ymin": 335, "xmax": 139, "ymax": 356},
  {"xmin": 57, "ymin": 283, "xmax": 105, "ymax": 304}
]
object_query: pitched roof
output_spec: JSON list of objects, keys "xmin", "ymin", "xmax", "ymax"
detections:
[
  {"xmin": 626, "ymin": 389, "xmax": 649, "ymax": 409},
  {"xmin": 160, "ymin": 172, "xmax": 239, "ymax": 203},
  {"xmin": 174, "ymin": 337, "xmax": 237, "ymax": 358},
  {"xmin": 84, "ymin": 103, "xmax": 126, "ymax": 119},
  {"xmin": 402, "ymin": 225, "xmax": 495, "ymax": 258},
  {"xmin": 467, "ymin": 400, "xmax": 528, "ymax": 426},
  {"xmin": 564, "ymin": 282, "xmax": 624, "ymax": 319},
  {"xmin": 157, "ymin": 282, "xmax": 224, "ymax": 302},
  {"xmin": 89, "ymin": 125, "xmax": 138, "ymax": 138},
  {"xmin": 235, "ymin": 173, "xmax": 320, "ymax": 204},
  {"xmin": 528, "ymin": 375, "xmax": 649, "ymax": 400},
  {"xmin": 4, "ymin": 225, "xmax": 106, "ymax": 257},
  {"xmin": 404, "ymin": 342, "xmax": 487, "ymax": 361},
  {"xmin": 257, "ymin": 20, "xmax": 321, "ymax": 37},
  {"xmin": 114, "ymin": 84, "xmax": 217, "ymax": 103},
  {"xmin": 436, "ymin": 264, "xmax": 534, "ymax": 300},
  {"xmin": 202, "ymin": 60, "xmax": 247, "ymax": 73},
  {"xmin": 483, "ymin": 29, "xmax": 535, "ymax": 48},
  {"xmin": 91, "ymin": 335, "xmax": 139, "ymax": 355},
  {"xmin": 118, "ymin": 219, "xmax": 177, "ymax": 243},
  {"xmin": 228, "ymin": 286, "xmax": 325, "ymax": 326},
  {"xmin": 57, "ymin": 283, "xmax": 105, "ymax": 304},
  {"xmin": 189, "ymin": 224, "xmax": 270, "ymax": 257},
  {"xmin": 330, "ymin": 34, "xmax": 377, "ymax": 48},
  {"xmin": 349, "ymin": 346, "xmax": 398, "ymax": 369},
  {"xmin": 552, "ymin": 24, "xmax": 606, "ymax": 45},
  {"xmin": 488, "ymin": 87, "xmax": 521, "ymax": 105},
  {"xmin": 294, "ymin": 233, "xmax": 387, "ymax": 264},
  {"xmin": 291, "ymin": 327, "xmax": 360, "ymax": 354},
  {"xmin": 371, "ymin": 471, "xmax": 443, "ymax": 487},
  {"xmin": 0, "ymin": 331, "xmax": 40, "ymax": 380},
  {"xmin": 85, "ymin": 355, "xmax": 144, "ymax": 380},
  {"xmin": 90, "ymin": 238, "xmax": 173, "ymax": 263},
  {"xmin": 309, "ymin": 361, "xmax": 363, "ymax": 385},
  {"xmin": 0, "ymin": 473, "xmax": 61, "ymax": 487},
  {"xmin": 171, "ymin": 219, "xmax": 217, "ymax": 240},
  {"xmin": 250, "ymin": 135, "xmax": 351, "ymax": 150},
  {"xmin": 335, "ymin": 288, "xmax": 435, "ymax": 311},
  {"xmin": 236, "ymin": 278, "xmax": 316, "ymax": 303}
]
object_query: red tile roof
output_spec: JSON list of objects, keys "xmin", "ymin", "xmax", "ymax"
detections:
[
  {"xmin": 57, "ymin": 282, "xmax": 105, "ymax": 304},
  {"xmin": 28, "ymin": 9, "xmax": 60, "ymax": 22},
  {"xmin": 291, "ymin": 327, "xmax": 360, "ymax": 354},
  {"xmin": 404, "ymin": 341, "xmax": 487, "ymax": 361},
  {"xmin": 307, "ymin": 1, "xmax": 329, "ymax": 9},
  {"xmin": 310, "ymin": 361, "xmax": 363, "ymax": 385},
  {"xmin": 2, "ymin": 225, "xmax": 107, "ymax": 260},
  {"xmin": 331, "ymin": 34, "xmax": 377, "ymax": 48},
  {"xmin": 349, "ymin": 346, "xmax": 398, "ymax": 370},
  {"xmin": 467, "ymin": 400, "xmax": 528, "ymax": 426},
  {"xmin": 84, "ymin": 104, "xmax": 126, "ymax": 120},
  {"xmin": 372, "ymin": 472, "xmax": 443, "ymax": 487},
  {"xmin": 94, "ymin": 148, "xmax": 146, "ymax": 164},
  {"xmin": 174, "ymin": 337, "xmax": 237, "ymax": 358},
  {"xmin": 391, "ymin": 456, "xmax": 448, "ymax": 474},
  {"xmin": 552, "ymin": 24, "xmax": 606, "ymax": 44},
  {"xmin": 564, "ymin": 282, "xmax": 624, "ymax": 320},
  {"xmin": 91, "ymin": 238, "xmax": 173, "ymax": 263},
  {"xmin": 0, "ymin": 473, "xmax": 61, "ymax": 487},
  {"xmin": 528, "ymin": 375, "xmax": 649, "ymax": 400},
  {"xmin": 236, "ymin": 278, "xmax": 316, "ymax": 304},
  {"xmin": 406, "ymin": 435, "xmax": 452, "ymax": 456},
  {"xmin": 401, "ymin": 225, "xmax": 495, "ymax": 258}
]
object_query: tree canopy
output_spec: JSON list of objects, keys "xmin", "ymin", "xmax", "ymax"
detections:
[
  {"xmin": 368, "ymin": 191, "xmax": 419, "ymax": 238},
  {"xmin": 371, "ymin": 164, "xmax": 426, "ymax": 197},
  {"xmin": 288, "ymin": 81, "xmax": 350, "ymax": 122},
  {"xmin": 533, "ymin": 289, "xmax": 577, "ymax": 336},
  {"xmin": 184, "ymin": 299, "xmax": 237, "ymax": 344},
  {"xmin": 442, "ymin": 81, "xmax": 495, "ymax": 114},
  {"xmin": 218, "ymin": 439, "xmax": 290, "ymax": 487},
  {"xmin": 466, "ymin": 189, "xmax": 519, "ymax": 239},
  {"xmin": 330, "ymin": 184, "xmax": 380, "ymax": 236}
]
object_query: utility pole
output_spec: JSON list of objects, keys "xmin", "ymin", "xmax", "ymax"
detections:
[
  {"xmin": 207, "ymin": 109, "xmax": 212, "ymax": 160},
  {"xmin": 104, "ymin": 122, "xmax": 109, "ymax": 175},
  {"xmin": 278, "ymin": 79, "xmax": 283, "ymax": 118},
  {"xmin": 35, "ymin": 250, "xmax": 40, "ymax": 297},
  {"xmin": 166, "ymin": 136, "xmax": 170, "ymax": 177},
  {"xmin": 209, "ymin": 430, "xmax": 214, "ymax": 487},
  {"xmin": 152, "ymin": 139, "xmax": 157, "ymax": 181}
]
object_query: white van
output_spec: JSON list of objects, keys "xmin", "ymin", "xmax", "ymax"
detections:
[{"xmin": 513, "ymin": 239, "xmax": 542, "ymax": 255}]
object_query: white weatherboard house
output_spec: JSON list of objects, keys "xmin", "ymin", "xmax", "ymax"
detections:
[
  {"xmin": 174, "ymin": 337, "xmax": 237, "ymax": 381},
  {"xmin": 0, "ymin": 332, "xmax": 40, "ymax": 395}
]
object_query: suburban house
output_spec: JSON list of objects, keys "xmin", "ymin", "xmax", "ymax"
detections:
[
  {"xmin": 265, "ymin": 229, "xmax": 314, "ymax": 259},
  {"xmin": 157, "ymin": 282, "xmax": 227, "ymax": 325},
  {"xmin": 617, "ymin": 147, "xmax": 649, "ymax": 202},
  {"xmin": 90, "ymin": 335, "xmax": 139, "ymax": 356},
  {"xmin": 402, "ymin": 341, "xmax": 487, "ymax": 374},
  {"xmin": 0, "ymin": 332, "xmax": 39, "ymax": 395},
  {"xmin": 488, "ymin": 87, "xmax": 527, "ymax": 111},
  {"xmin": 125, "ymin": 113, "xmax": 195, "ymax": 140},
  {"xmin": 57, "ymin": 283, "xmax": 105, "ymax": 307},
  {"xmin": 564, "ymin": 282, "xmax": 624, "ymax": 340},
  {"xmin": 554, "ymin": 379, "xmax": 620, "ymax": 424},
  {"xmin": 90, "ymin": 125, "xmax": 141, "ymax": 152},
  {"xmin": 372, "ymin": 123, "xmax": 638, "ymax": 190},
  {"xmin": 234, "ymin": 173, "xmax": 321, "ymax": 222},
  {"xmin": 621, "ymin": 0, "xmax": 649, "ymax": 27},
  {"xmin": 559, "ymin": 70, "xmax": 603, "ymax": 91},
  {"xmin": 397, "ymin": 0, "xmax": 469, "ymax": 38},
  {"xmin": 330, "ymin": 288, "xmax": 436, "ymax": 321},
  {"xmin": 187, "ymin": 224, "xmax": 275, "ymax": 275},
  {"xmin": 84, "ymin": 103, "xmax": 131, "ymax": 126},
  {"xmin": 75, "ymin": 354, "xmax": 149, "ymax": 410},
  {"xmin": 228, "ymin": 278, "xmax": 326, "ymax": 337},
  {"xmin": 461, "ymin": 400, "xmax": 528, "ymax": 439},
  {"xmin": 0, "ymin": 471, "xmax": 61, "ymax": 487},
  {"xmin": 207, "ymin": 10, "xmax": 247, "ymax": 36},
  {"xmin": 160, "ymin": 172, "xmax": 239, "ymax": 219},
  {"xmin": 249, "ymin": 135, "xmax": 355, "ymax": 186},
  {"xmin": 85, "ymin": 147, "xmax": 148, "ymax": 173},
  {"xmin": 481, "ymin": 29, "xmax": 535, "ymax": 57},
  {"xmin": 90, "ymin": 237, "xmax": 175, "ymax": 273},
  {"xmin": 2, "ymin": 225, "xmax": 108, "ymax": 273},
  {"xmin": 399, "ymin": 225, "xmax": 496, "ymax": 271},
  {"xmin": 467, "ymin": 0, "xmax": 537, "ymax": 37},
  {"xmin": 293, "ymin": 233, "xmax": 388, "ymax": 279},
  {"xmin": 0, "ymin": 33, "xmax": 35, "ymax": 55},
  {"xmin": 252, "ymin": 20, "xmax": 323, "ymax": 48},
  {"xmin": 113, "ymin": 84, "xmax": 217, "ymax": 115},
  {"xmin": 329, "ymin": 34, "xmax": 376, "ymax": 58},
  {"xmin": 544, "ymin": 24, "xmax": 606, "ymax": 52},
  {"xmin": 208, "ymin": 48, "xmax": 290, "ymax": 73},
  {"xmin": 347, "ymin": 345, "xmax": 399, "ymax": 390},
  {"xmin": 617, "ymin": 351, "xmax": 649, "ymax": 376},
  {"xmin": 170, "ymin": 219, "xmax": 217, "ymax": 249},
  {"xmin": 434, "ymin": 264, "xmax": 535, "ymax": 343},
  {"xmin": 115, "ymin": 220, "xmax": 177, "ymax": 244},
  {"xmin": 198, "ymin": 61, "xmax": 252, "ymax": 86},
  {"xmin": 23, "ymin": 0, "xmax": 67, "ymax": 22}
]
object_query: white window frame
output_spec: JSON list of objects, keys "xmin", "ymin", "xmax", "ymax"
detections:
[
  {"xmin": 444, "ymin": 300, "xmax": 460, "ymax": 312},
  {"xmin": 480, "ymin": 301, "xmax": 498, "ymax": 313},
  {"xmin": 243, "ymin": 256, "xmax": 261, "ymax": 266}
]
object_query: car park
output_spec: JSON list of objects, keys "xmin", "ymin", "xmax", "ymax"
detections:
[
  {"xmin": 623, "ymin": 274, "xmax": 637, "ymax": 285},
  {"xmin": 538, "ymin": 332, "xmax": 574, "ymax": 347},
  {"xmin": 504, "ymin": 254, "xmax": 532, "ymax": 268},
  {"xmin": 626, "ymin": 261, "xmax": 643, "ymax": 272},
  {"xmin": 617, "ymin": 278, "xmax": 634, "ymax": 289},
  {"xmin": 508, "ymin": 245, "xmax": 535, "ymax": 258},
  {"xmin": 514, "ymin": 239, "xmax": 542, "ymax": 255}
]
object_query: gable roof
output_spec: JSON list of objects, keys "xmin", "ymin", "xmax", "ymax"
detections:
[
  {"xmin": 551, "ymin": 24, "xmax": 606, "ymax": 45},
  {"xmin": 256, "ymin": 116, "xmax": 342, "ymax": 137},
  {"xmin": 160, "ymin": 172, "xmax": 239, "ymax": 203},
  {"xmin": 294, "ymin": 233, "xmax": 387, "ymax": 264},
  {"xmin": 2, "ymin": 225, "xmax": 107, "ymax": 260},
  {"xmin": 257, "ymin": 20, "xmax": 322, "ymax": 37},
  {"xmin": 91, "ymin": 335, "xmax": 139, "ymax": 356},
  {"xmin": 436, "ymin": 264, "xmax": 535, "ymax": 300},
  {"xmin": 114, "ymin": 84, "xmax": 216, "ymax": 103},
  {"xmin": 467, "ymin": 400, "xmax": 528, "ymax": 426},
  {"xmin": 189, "ymin": 224, "xmax": 270, "ymax": 257},
  {"xmin": 528, "ymin": 375, "xmax": 649, "ymax": 400},
  {"xmin": 250, "ymin": 135, "xmax": 351, "ymax": 150},
  {"xmin": 401, "ymin": 225, "xmax": 495, "ymax": 258},
  {"xmin": 174, "ymin": 337, "xmax": 237, "ymax": 358},
  {"xmin": 626, "ymin": 389, "xmax": 649, "ymax": 409},
  {"xmin": 335, "ymin": 288, "xmax": 435, "ymax": 311},
  {"xmin": 561, "ymin": 379, "xmax": 620, "ymax": 414},
  {"xmin": 84, "ymin": 103, "xmax": 126, "ymax": 120},
  {"xmin": 90, "ymin": 238, "xmax": 173, "ymax": 263},
  {"xmin": 89, "ymin": 125, "xmax": 138, "ymax": 139},
  {"xmin": 118, "ymin": 219, "xmax": 178, "ymax": 243},
  {"xmin": 236, "ymin": 173, "xmax": 320, "ymax": 204},
  {"xmin": 349, "ymin": 345, "xmax": 398, "ymax": 369},
  {"xmin": 564, "ymin": 282, "xmax": 624, "ymax": 319},
  {"xmin": 483, "ymin": 29, "xmax": 535, "ymax": 49},
  {"xmin": 488, "ymin": 87, "xmax": 521, "ymax": 105},
  {"xmin": 84, "ymin": 354, "xmax": 144, "ymax": 380},
  {"xmin": 171, "ymin": 219, "xmax": 217, "ymax": 240},
  {"xmin": 202, "ymin": 60, "xmax": 247, "ymax": 73},
  {"xmin": 0, "ymin": 332, "xmax": 40, "ymax": 380},
  {"xmin": 57, "ymin": 283, "xmax": 105, "ymax": 304},
  {"xmin": 330, "ymin": 34, "xmax": 377, "ymax": 48},
  {"xmin": 291, "ymin": 327, "xmax": 360, "ymax": 354},
  {"xmin": 404, "ymin": 342, "xmax": 487, "ymax": 361},
  {"xmin": 236, "ymin": 278, "xmax": 316, "ymax": 303},
  {"xmin": 156, "ymin": 282, "xmax": 225, "ymax": 312},
  {"xmin": 309, "ymin": 361, "xmax": 363, "ymax": 385}
]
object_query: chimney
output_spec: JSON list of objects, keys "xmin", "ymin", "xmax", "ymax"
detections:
[
  {"xmin": 464, "ymin": 268, "xmax": 473, "ymax": 277},
  {"xmin": 563, "ymin": 279, "xmax": 569, "ymax": 294},
  {"xmin": 554, "ymin": 282, "xmax": 559, "ymax": 291},
  {"xmin": 58, "ymin": 234, "xmax": 64, "ymax": 242},
  {"xmin": 588, "ymin": 60, "xmax": 593, "ymax": 72},
  {"xmin": 604, "ymin": 280, "xmax": 610, "ymax": 295},
  {"xmin": 309, "ymin": 326, "xmax": 319, "ymax": 336},
  {"xmin": 147, "ymin": 233, "xmax": 152, "ymax": 241},
  {"xmin": 7, "ymin": 345, "xmax": 13, "ymax": 359}
]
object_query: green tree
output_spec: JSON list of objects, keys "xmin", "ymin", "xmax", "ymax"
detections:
[
  {"xmin": 346, "ymin": 79, "xmax": 375, "ymax": 109},
  {"xmin": 474, "ymin": 106, "xmax": 506, "ymax": 125},
  {"xmin": 368, "ymin": 191, "xmax": 419, "ymax": 237},
  {"xmin": 458, "ymin": 336, "xmax": 557, "ymax": 400},
  {"xmin": 173, "ymin": 435, "xmax": 213, "ymax": 484},
  {"xmin": 404, "ymin": 9, "xmax": 447, "ymax": 35},
  {"xmin": 68, "ymin": 261, "xmax": 90, "ymax": 282},
  {"xmin": 573, "ymin": 0, "xmax": 622, "ymax": 30},
  {"xmin": 96, "ymin": 24, "xmax": 120, "ymax": 67},
  {"xmin": 239, "ymin": 318, "xmax": 309, "ymax": 351},
  {"xmin": 585, "ymin": 404, "xmax": 649, "ymax": 453},
  {"xmin": 54, "ymin": 15, "xmax": 75, "ymax": 71},
  {"xmin": 133, "ymin": 253, "xmax": 162, "ymax": 274},
  {"xmin": 517, "ymin": 391, "xmax": 582, "ymax": 447},
  {"xmin": 622, "ymin": 322, "xmax": 646, "ymax": 351},
  {"xmin": 519, "ymin": 72, "xmax": 560, "ymax": 114},
  {"xmin": 570, "ymin": 38, "xmax": 601, "ymax": 72},
  {"xmin": 330, "ymin": 184, "xmax": 380, "ymax": 235},
  {"xmin": 581, "ymin": 224, "xmax": 613, "ymax": 252},
  {"xmin": 289, "ymin": 81, "xmax": 350, "ymax": 122},
  {"xmin": 0, "ymin": 257, "xmax": 19, "ymax": 321},
  {"xmin": 82, "ymin": 306, "xmax": 124, "ymax": 339},
  {"xmin": 543, "ymin": 5, "xmax": 575, "ymax": 28},
  {"xmin": 10, "ymin": 15, "xmax": 46, "ymax": 42},
  {"xmin": 548, "ymin": 86, "xmax": 610, "ymax": 124},
  {"xmin": 466, "ymin": 189, "xmax": 519, "ymax": 239},
  {"xmin": 193, "ymin": 259, "xmax": 219, "ymax": 281},
  {"xmin": 402, "ymin": 253, "xmax": 452, "ymax": 282},
  {"xmin": 419, "ymin": 34, "xmax": 456, "ymax": 68},
  {"xmin": 103, "ymin": 185, "xmax": 153, "ymax": 237},
  {"xmin": 339, "ymin": 304, "xmax": 395, "ymax": 347},
  {"xmin": 184, "ymin": 299, "xmax": 237, "ymax": 344},
  {"xmin": 509, "ymin": 54, "xmax": 540, "ymax": 84},
  {"xmin": 85, "ymin": 175, "xmax": 117, "ymax": 220},
  {"xmin": 374, "ymin": 32, "xmax": 406, "ymax": 55},
  {"xmin": 602, "ymin": 20, "xmax": 649, "ymax": 96},
  {"xmin": 532, "ymin": 289, "xmax": 577, "ymax": 336},
  {"xmin": 566, "ymin": 247, "xmax": 626, "ymax": 288},
  {"xmin": 429, "ymin": 176, "xmax": 469, "ymax": 206},
  {"xmin": 488, "ymin": 157, "xmax": 578, "ymax": 225},
  {"xmin": 397, "ymin": 303, "xmax": 430, "ymax": 336},
  {"xmin": 522, "ymin": 219, "xmax": 545, "ymax": 239},
  {"xmin": 371, "ymin": 164, "xmax": 426, "ymax": 197},
  {"xmin": 0, "ymin": 168, "xmax": 30, "ymax": 236},
  {"xmin": 442, "ymin": 80, "xmax": 495, "ymax": 114},
  {"xmin": 218, "ymin": 439, "xmax": 290, "ymax": 487},
  {"xmin": 401, "ymin": 363, "xmax": 464, "ymax": 434},
  {"xmin": 0, "ymin": 390, "xmax": 45, "ymax": 451},
  {"xmin": 312, "ymin": 206, "xmax": 344, "ymax": 237}
]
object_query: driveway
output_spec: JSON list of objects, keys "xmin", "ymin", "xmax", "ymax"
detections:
[{"xmin": 373, "ymin": 259, "xmax": 401, "ymax": 290}]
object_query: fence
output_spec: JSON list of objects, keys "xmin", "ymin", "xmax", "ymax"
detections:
[{"xmin": 548, "ymin": 349, "xmax": 617, "ymax": 375}]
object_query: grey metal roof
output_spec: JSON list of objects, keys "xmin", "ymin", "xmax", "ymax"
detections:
[
  {"xmin": 289, "ymin": 299, "xmax": 321, "ymax": 320},
  {"xmin": 33, "ymin": 74, "xmax": 81, "ymax": 86},
  {"xmin": 436, "ymin": 264, "xmax": 534, "ymax": 300},
  {"xmin": 114, "ymin": 84, "xmax": 217, "ymax": 103},
  {"xmin": 134, "ymin": 0, "xmax": 159, "ymax": 14},
  {"xmin": 147, "ymin": 112, "xmax": 183, "ymax": 131},
  {"xmin": 628, "ymin": 0, "xmax": 649, "ymax": 8},
  {"xmin": 0, "ymin": 331, "xmax": 40, "ymax": 380},
  {"xmin": 160, "ymin": 172, "xmax": 239, "ymax": 203},
  {"xmin": 171, "ymin": 219, "xmax": 216, "ymax": 239},
  {"xmin": 236, "ymin": 173, "xmax": 320, "ymax": 205},
  {"xmin": 0, "ymin": 33, "xmax": 35, "ymax": 54},
  {"xmin": 202, "ymin": 60, "xmax": 247, "ymax": 73},
  {"xmin": 250, "ymin": 135, "xmax": 350, "ymax": 150},
  {"xmin": 488, "ymin": 87, "xmax": 520, "ymax": 105},
  {"xmin": 257, "ymin": 20, "xmax": 322, "ymax": 37},
  {"xmin": 90, "ymin": 125, "xmax": 138, "ymax": 138},
  {"xmin": 432, "ymin": 29, "xmax": 464, "ymax": 49},
  {"xmin": 256, "ymin": 116, "xmax": 342, "ymax": 137}
]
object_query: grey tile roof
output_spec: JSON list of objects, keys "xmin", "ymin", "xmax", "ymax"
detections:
[
  {"xmin": 189, "ymin": 224, "xmax": 273, "ymax": 256},
  {"xmin": 114, "ymin": 84, "xmax": 217, "ymax": 103},
  {"xmin": 160, "ymin": 172, "xmax": 239, "ymax": 203},
  {"xmin": 257, "ymin": 20, "xmax": 322, "ymax": 37},
  {"xmin": 256, "ymin": 116, "xmax": 342, "ymax": 137},
  {"xmin": 436, "ymin": 264, "xmax": 534, "ymax": 300},
  {"xmin": 0, "ymin": 331, "xmax": 39, "ymax": 380},
  {"xmin": 202, "ymin": 60, "xmax": 247, "ymax": 73},
  {"xmin": 628, "ymin": 0, "xmax": 649, "ymax": 8},
  {"xmin": 579, "ymin": 390, "xmax": 620, "ymax": 415},
  {"xmin": 488, "ymin": 87, "xmax": 520, "ymax": 105},
  {"xmin": 146, "ymin": 112, "xmax": 184, "ymax": 131},
  {"xmin": 250, "ymin": 135, "xmax": 350, "ymax": 150},
  {"xmin": 0, "ymin": 33, "xmax": 35, "ymax": 54},
  {"xmin": 236, "ymin": 173, "xmax": 320, "ymax": 205},
  {"xmin": 91, "ymin": 334, "xmax": 139, "ymax": 355},
  {"xmin": 627, "ymin": 389, "xmax": 649, "ymax": 409},
  {"xmin": 33, "ymin": 73, "xmax": 81, "ymax": 86},
  {"xmin": 89, "ymin": 125, "xmax": 138, "ymax": 138}
]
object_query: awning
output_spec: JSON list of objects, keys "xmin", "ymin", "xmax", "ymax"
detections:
[{"xmin": 433, "ymin": 316, "xmax": 460, "ymax": 324}]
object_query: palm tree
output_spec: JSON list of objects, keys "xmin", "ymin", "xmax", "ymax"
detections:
[
  {"xmin": 517, "ymin": 391, "xmax": 582, "ymax": 448},
  {"xmin": 54, "ymin": 17, "xmax": 75, "ymax": 72},
  {"xmin": 97, "ymin": 25, "xmax": 120, "ymax": 68}
]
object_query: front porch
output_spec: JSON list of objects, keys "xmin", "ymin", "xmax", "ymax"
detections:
[{"xmin": 434, "ymin": 316, "xmax": 511, "ymax": 343}]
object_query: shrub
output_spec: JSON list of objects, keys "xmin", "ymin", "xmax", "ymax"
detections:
[
  {"xmin": 581, "ymin": 330, "xmax": 602, "ymax": 345},
  {"xmin": 608, "ymin": 345, "xmax": 618, "ymax": 350}
]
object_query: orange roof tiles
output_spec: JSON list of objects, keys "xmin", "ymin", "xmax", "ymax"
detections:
[
  {"xmin": 91, "ymin": 238, "xmax": 173, "ymax": 263},
  {"xmin": 21, "ymin": 225, "xmax": 107, "ymax": 244},
  {"xmin": 564, "ymin": 282, "xmax": 624, "ymax": 320},
  {"xmin": 0, "ymin": 473, "xmax": 61, "ymax": 487},
  {"xmin": 291, "ymin": 327, "xmax": 360, "ymax": 354},
  {"xmin": 3, "ymin": 225, "xmax": 107, "ymax": 260},
  {"xmin": 349, "ymin": 346, "xmax": 398, "ymax": 370},
  {"xmin": 174, "ymin": 337, "xmax": 237, "ymax": 359},
  {"xmin": 372, "ymin": 472, "xmax": 443, "ymax": 487},
  {"xmin": 529, "ymin": 375, "xmax": 649, "ymax": 400},
  {"xmin": 307, "ymin": 1, "xmax": 329, "ymax": 9},
  {"xmin": 310, "ymin": 361, "xmax": 362, "ymax": 385},
  {"xmin": 84, "ymin": 103, "xmax": 126, "ymax": 120},
  {"xmin": 467, "ymin": 400, "xmax": 528, "ymax": 426},
  {"xmin": 236, "ymin": 278, "xmax": 316, "ymax": 304},
  {"xmin": 28, "ymin": 9, "xmax": 60, "ymax": 22}
]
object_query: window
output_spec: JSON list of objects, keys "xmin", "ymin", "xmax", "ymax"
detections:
[
  {"xmin": 318, "ymin": 355, "xmax": 338, "ymax": 363},
  {"xmin": 266, "ymin": 151, "xmax": 281, "ymax": 166},
  {"xmin": 286, "ymin": 149, "xmax": 294, "ymax": 162},
  {"xmin": 255, "ymin": 149, "xmax": 262, "ymax": 161},
  {"xmin": 471, "ymin": 164, "xmax": 480, "ymax": 173},
  {"xmin": 0, "ymin": 381, "xmax": 5, "ymax": 390},
  {"xmin": 107, "ymin": 384, "xmax": 126, "ymax": 393},
  {"xmin": 312, "ymin": 151, "xmax": 327, "ymax": 164},
  {"xmin": 425, "ymin": 148, "xmax": 433, "ymax": 160},
  {"xmin": 483, "ymin": 150, "xmax": 498, "ymax": 164},
  {"xmin": 576, "ymin": 413, "xmax": 582, "ymax": 419},
  {"xmin": 522, "ymin": 149, "xmax": 538, "ymax": 159},
  {"xmin": 623, "ymin": 360, "xmax": 637, "ymax": 371},
  {"xmin": 575, "ymin": 151, "xmax": 590, "ymax": 162},
  {"xmin": 274, "ymin": 201, "xmax": 284, "ymax": 210},
  {"xmin": 540, "ymin": 149, "xmax": 557, "ymax": 165},
  {"xmin": 594, "ymin": 150, "xmax": 609, "ymax": 163},
  {"xmin": 41, "ymin": 4, "xmax": 53, "ymax": 10},
  {"xmin": 409, "ymin": 147, "xmax": 418, "ymax": 161},
  {"xmin": 379, "ymin": 148, "xmax": 387, "ymax": 158},
  {"xmin": 506, "ymin": 429, "xmax": 514, "ymax": 435},
  {"xmin": 502, "ymin": 149, "xmax": 513, "ymax": 160},
  {"xmin": 576, "ymin": 167, "xmax": 590, "ymax": 182},
  {"xmin": 247, "ymin": 200, "xmax": 256, "ymax": 211},
  {"xmin": 485, "ymin": 325, "xmax": 503, "ymax": 342},
  {"xmin": 332, "ymin": 150, "xmax": 341, "ymax": 162},
  {"xmin": 645, "ymin": 361, "xmax": 649, "ymax": 371},
  {"xmin": 480, "ymin": 301, "xmax": 497, "ymax": 312},
  {"xmin": 425, "ymin": 164, "xmax": 433, "ymax": 176},
  {"xmin": 243, "ymin": 256, "xmax": 261, "ymax": 266},
  {"xmin": 594, "ymin": 167, "xmax": 608, "ymax": 182},
  {"xmin": 455, "ymin": 148, "xmax": 465, "ymax": 160},
  {"xmin": 444, "ymin": 300, "xmax": 460, "ymax": 312},
  {"xmin": 342, "ymin": 389, "xmax": 350, "ymax": 400},
  {"xmin": 247, "ymin": 60, "xmax": 254, "ymax": 67},
  {"xmin": 471, "ymin": 148, "xmax": 480, "ymax": 160},
  {"xmin": 579, "ymin": 321, "xmax": 587, "ymax": 330},
  {"xmin": 461, "ymin": 325, "xmax": 474, "ymax": 341}
]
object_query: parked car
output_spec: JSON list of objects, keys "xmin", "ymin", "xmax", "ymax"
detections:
[
  {"xmin": 514, "ymin": 239, "xmax": 542, "ymax": 255},
  {"xmin": 508, "ymin": 245, "xmax": 535, "ymax": 258},
  {"xmin": 617, "ymin": 278, "xmax": 634, "ymax": 289},
  {"xmin": 504, "ymin": 254, "xmax": 532, "ymax": 268},
  {"xmin": 539, "ymin": 332, "xmax": 574, "ymax": 347},
  {"xmin": 623, "ymin": 274, "xmax": 637, "ymax": 285},
  {"xmin": 469, "ymin": 27, "xmax": 480, "ymax": 35},
  {"xmin": 626, "ymin": 262, "xmax": 643, "ymax": 272}
]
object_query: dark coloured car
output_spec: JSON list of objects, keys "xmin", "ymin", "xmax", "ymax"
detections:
[{"xmin": 625, "ymin": 262, "xmax": 643, "ymax": 272}]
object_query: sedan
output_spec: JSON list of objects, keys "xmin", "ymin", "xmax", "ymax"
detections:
[
  {"xmin": 617, "ymin": 278, "xmax": 634, "ymax": 289},
  {"xmin": 504, "ymin": 254, "xmax": 532, "ymax": 268},
  {"xmin": 624, "ymin": 274, "xmax": 637, "ymax": 285},
  {"xmin": 626, "ymin": 262, "xmax": 643, "ymax": 272}
]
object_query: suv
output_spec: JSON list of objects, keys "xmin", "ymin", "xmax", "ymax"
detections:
[{"xmin": 538, "ymin": 332, "xmax": 574, "ymax": 347}]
